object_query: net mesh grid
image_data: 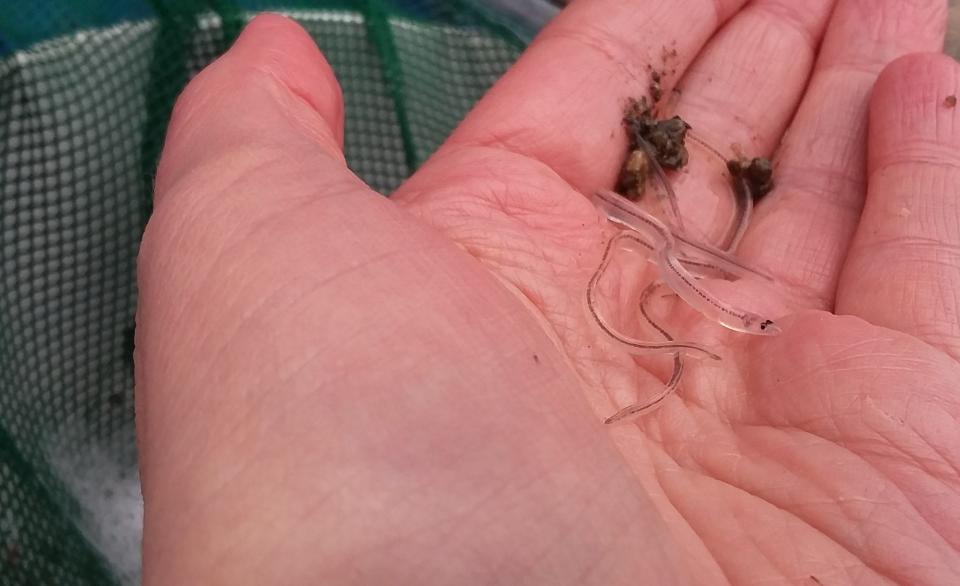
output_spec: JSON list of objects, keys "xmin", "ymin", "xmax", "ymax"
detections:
[{"xmin": 0, "ymin": 2, "xmax": 522, "ymax": 583}]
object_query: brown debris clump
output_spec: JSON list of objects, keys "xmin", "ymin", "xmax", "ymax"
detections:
[
  {"xmin": 727, "ymin": 156, "xmax": 775, "ymax": 201},
  {"xmin": 618, "ymin": 97, "xmax": 691, "ymax": 200}
]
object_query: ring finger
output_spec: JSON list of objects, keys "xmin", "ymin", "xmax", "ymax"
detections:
[{"xmin": 736, "ymin": 0, "xmax": 947, "ymax": 308}]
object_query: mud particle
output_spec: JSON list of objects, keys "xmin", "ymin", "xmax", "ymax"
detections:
[
  {"xmin": 945, "ymin": 95, "xmax": 957, "ymax": 108},
  {"xmin": 650, "ymin": 82, "xmax": 663, "ymax": 102},
  {"xmin": 648, "ymin": 70, "xmax": 664, "ymax": 103}
]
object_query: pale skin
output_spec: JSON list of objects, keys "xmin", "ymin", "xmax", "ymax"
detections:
[{"xmin": 136, "ymin": 1, "xmax": 960, "ymax": 584}]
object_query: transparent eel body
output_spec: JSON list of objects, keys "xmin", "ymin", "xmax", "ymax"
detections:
[
  {"xmin": 593, "ymin": 189, "xmax": 781, "ymax": 336},
  {"xmin": 603, "ymin": 280, "xmax": 685, "ymax": 424},
  {"xmin": 612, "ymin": 223, "xmax": 745, "ymax": 281},
  {"xmin": 586, "ymin": 232, "xmax": 723, "ymax": 360},
  {"xmin": 598, "ymin": 177, "xmax": 774, "ymax": 284},
  {"xmin": 686, "ymin": 132, "xmax": 754, "ymax": 251},
  {"xmin": 722, "ymin": 172, "xmax": 754, "ymax": 251},
  {"xmin": 595, "ymin": 133, "xmax": 771, "ymax": 421},
  {"xmin": 636, "ymin": 136, "xmax": 686, "ymax": 233}
]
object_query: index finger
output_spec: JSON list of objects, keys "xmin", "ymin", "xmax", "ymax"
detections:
[{"xmin": 394, "ymin": 0, "xmax": 748, "ymax": 199}]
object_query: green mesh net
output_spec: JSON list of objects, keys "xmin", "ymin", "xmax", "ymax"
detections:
[{"xmin": 0, "ymin": 2, "xmax": 528, "ymax": 583}]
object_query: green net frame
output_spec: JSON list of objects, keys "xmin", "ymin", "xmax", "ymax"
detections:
[{"xmin": 0, "ymin": 2, "xmax": 526, "ymax": 583}]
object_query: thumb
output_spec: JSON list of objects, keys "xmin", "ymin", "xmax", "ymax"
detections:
[{"xmin": 154, "ymin": 13, "xmax": 345, "ymax": 198}]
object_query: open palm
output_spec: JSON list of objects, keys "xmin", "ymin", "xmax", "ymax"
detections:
[{"xmin": 136, "ymin": 1, "xmax": 960, "ymax": 584}]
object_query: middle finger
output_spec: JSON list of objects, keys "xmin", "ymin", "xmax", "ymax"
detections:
[{"xmin": 664, "ymin": 0, "xmax": 837, "ymax": 236}]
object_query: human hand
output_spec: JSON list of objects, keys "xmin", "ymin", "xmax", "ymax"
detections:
[{"xmin": 136, "ymin": 1, "xmax": 960, "ymax": 584}]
